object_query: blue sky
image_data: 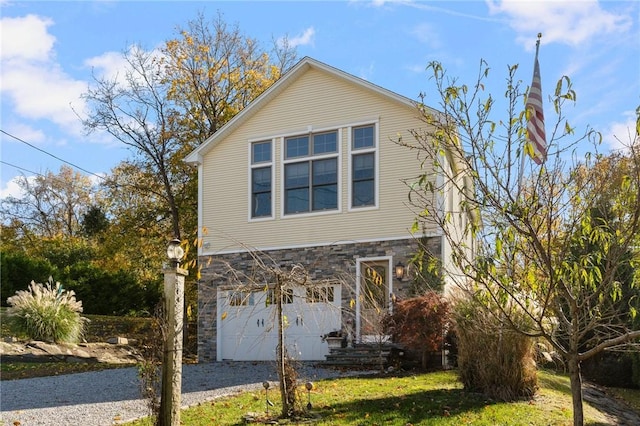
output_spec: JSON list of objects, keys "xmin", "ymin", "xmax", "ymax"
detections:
[{"xmin": 1, "ymin": 0, "xmax": 638, "ymax": 198}]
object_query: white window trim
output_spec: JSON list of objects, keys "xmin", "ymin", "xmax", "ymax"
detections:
[
  {"xmin": 247, "ymin": 138, "xmax": 275, "ymax": 222},
  {"xmin": 280, "ymin": 128, "xmax": 342, "ymax": 218},
  {"xmin": 348, "ymin": 121, "xmax": 379, "ymax": 212}
]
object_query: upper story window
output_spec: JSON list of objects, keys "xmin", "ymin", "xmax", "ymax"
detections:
[
  {"xmin": 351, "ymin": 125, "xmax": 376, "ymax": 208},
  {"xmin": 284, "ymin": 131, "xmax": 338, "ymax": 215},
  {"xmin": 250, "ymin": 141, "xmax": 273, "ymax": 219}
]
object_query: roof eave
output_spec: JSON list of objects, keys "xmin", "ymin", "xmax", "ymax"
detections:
[{"xmin": 182, "ymin": 56, "xmax": 441, "ymax": 163}]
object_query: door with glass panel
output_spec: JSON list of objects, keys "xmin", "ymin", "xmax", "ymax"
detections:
[{"xmin": 357, "ymin": 258, "xmax": 392, "ymax": 342}]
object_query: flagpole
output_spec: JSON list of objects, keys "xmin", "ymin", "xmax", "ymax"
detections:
[{"xmin": 518, "ymin": 33, "xmax": 543, "ymax": 198}]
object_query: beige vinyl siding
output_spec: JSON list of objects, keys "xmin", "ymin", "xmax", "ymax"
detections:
[{"xmin": 200, "ymin": 68, "xmax": 438, "ymax": 253}]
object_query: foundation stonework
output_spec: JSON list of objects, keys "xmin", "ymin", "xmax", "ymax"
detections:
[{"xmin": 196, "ymin": 236, "xmax": 442, "ymax": 362}]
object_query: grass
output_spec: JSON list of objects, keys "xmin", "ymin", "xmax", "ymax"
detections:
[{"xmin": 125, "ymin": 370, "xmax": 630, "ymax": 426}]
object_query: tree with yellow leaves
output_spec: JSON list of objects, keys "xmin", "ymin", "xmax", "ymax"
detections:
[{"xmin": 82, "ymin": 10, "xmax": 296, "ymax": 244}]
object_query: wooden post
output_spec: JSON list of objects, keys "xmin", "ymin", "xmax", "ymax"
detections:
[{"xmin": 160, "ymin": 265, "xmax": 188, "ymax": 426}]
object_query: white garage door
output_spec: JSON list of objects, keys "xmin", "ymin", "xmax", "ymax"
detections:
[{"xmin": 217, "ymin": 284, "xmax": 341, "ymax": 361}]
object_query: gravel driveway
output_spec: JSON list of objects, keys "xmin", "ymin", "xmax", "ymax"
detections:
[{"xmin": 1, "ymin": 362, "xmax": 346, "ymax": 426}]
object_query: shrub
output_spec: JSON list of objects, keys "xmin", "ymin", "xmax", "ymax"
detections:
[
  {"xmin": 384, "ymin": 292, "xmax": 450, "ymax": 369},
  {"xmin": 452, "ymin": 296, "xmax": 538, "ymax": 401},
  {"xmin": 6, "ymin": 277, "xmax": 87, "ymax": 343},
  {"xmin": 64, "ymin": 262, "xmax": 161, "ymax": 316},
  {"xmin": 1, "ymin": 250, "xmax": 57, "ymax": 306}
]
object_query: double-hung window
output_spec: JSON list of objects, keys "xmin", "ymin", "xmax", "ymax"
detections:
[
  {"xmin": 284, "ymin": 131, "xmax": 338, "ymax": 214},
  {"xmin": 351, "ymin": 124, "xmax": 376, "ymax": 208},
  {"xmin": 250, "ymin": 140, "xmax": 272, "ymax": 218}
]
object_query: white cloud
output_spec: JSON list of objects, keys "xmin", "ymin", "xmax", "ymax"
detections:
[
  {"xmin": 2, "ymin": 61, "xmax": 86, "ymax": 128},
  {"xmin": 84, "ymin": 50, "xmax": 130, "ymax": 82},
  {"xmin": 0, "ymin": 14, "xmax": 55, "ymax": 61},
  {"xmin": 0, "ymin": 14, "xmax": 87, "ymax": 134},
  {"xmin": 286, "ymin": 27, "xmax": 316, "ymax": 48},
  {"xmin": 84, "ymin": 44, "xmax": 166, "ymax": 90},
  {"xmin": 2, "ymin": 122, "xmax": 46, "ymax": 145},
  {"xmin": 411, "ymin": 22, "xmax": 442, "ymax": 50},
  {"xmin": 486, "ymin": 0, "xmax": 632, "ymax": 49},
  {"xmin": 364, "ymin": 0, "xmax": 412, "ymax": 9},
  {"xmin": 604, "ymin": 112, "xmax": 638, "ymax": 152},
  {"xmin": 0, "ymin": 175, "xmax": 34, "ymax": 200}
]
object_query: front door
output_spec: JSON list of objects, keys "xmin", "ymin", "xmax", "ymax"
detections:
[{"xmin": 356, "ymin": 257, "xmax": 392, "ymax": 342}]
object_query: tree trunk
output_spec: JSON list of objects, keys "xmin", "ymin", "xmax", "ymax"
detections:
[
  {"xmin": 275, "ymin": 278, "xmax": 289, "ymax": 418},
  {"xmin": 568, "ymin": 356, "xmax": 584, "ymax": 426}
]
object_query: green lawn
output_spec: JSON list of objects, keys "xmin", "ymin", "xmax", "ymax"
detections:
[{"xmin": 126, "ymin": 370, "xmax": 627, "ymax": 426}]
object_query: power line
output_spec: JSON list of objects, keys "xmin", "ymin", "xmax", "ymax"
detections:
[
  {"xmin": 0, "ymin": 160, "xmax": 45, "ymax": 178},
  {"xmin": 0, "ymin": 129, "xmax": 106, "ymax": 180}
]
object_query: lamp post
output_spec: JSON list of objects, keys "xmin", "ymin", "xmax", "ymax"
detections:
[{"xmin": 160, "ymin": 238, "xmax": 188, "ymax": 426}]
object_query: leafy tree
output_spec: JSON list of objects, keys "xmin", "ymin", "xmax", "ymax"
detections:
[
  {"xmin": 0, "ymin": 165, "xmax": 95, "ymax": 238},
  {"xmin": 401, "ymin": 59, "xmax": 640, "ymax": 425},
  {"xmin": 95, "ymin": 163, "xmax": 169, "ymax": 282},
  {"xmin": 209, "ymin": 250, "xmax": 339, "ymax": 420},
  {"xmin": 163, "ymin": 11, "xmax": 296, "ymax": 145},
  {"xmin": 81, "ymin": 205, "xmax": 110, "ymax": 238},
  {"xmin": 82, "ymin": 11, "xmax": 297, "ymax": 244},
  {"xmin": 0, "ymin": 235, "xmax": 93, "ymax": 305},
  {"xmin": 82, "ymin": 45, "xmax": 186, "ymax": 240}
]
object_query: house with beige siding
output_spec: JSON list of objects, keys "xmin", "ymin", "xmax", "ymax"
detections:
[{"xmin": 185, "ymin": 57, "xmax": 464, "ymax": 363}]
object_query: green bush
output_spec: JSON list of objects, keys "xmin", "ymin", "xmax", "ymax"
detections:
[
  {"xmin": 63, "ymin": 262, "xmax": 161, "ymax": 316},
  {"xmin": 452, "ymin": 296, "xmax": 538, "ymax": 401},
  {"xmin": 6, "ymin": 277, "xmax": 87, "ymax": 343},
  {"xmin": 1, "ymin": 250, "xmax": 57, "ymax": 306}
]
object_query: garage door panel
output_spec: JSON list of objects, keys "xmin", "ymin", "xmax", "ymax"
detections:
[{"xmin": 218, "ymin": 284, "xmax": 341, "ymax": 361}]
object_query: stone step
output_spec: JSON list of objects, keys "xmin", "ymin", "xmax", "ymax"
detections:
[{"xmin": 322, "ymin": 343, "xmax": 401, "ymax": 368}]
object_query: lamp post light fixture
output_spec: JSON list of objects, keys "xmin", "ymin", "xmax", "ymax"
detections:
[
  {"xmin": 394, "ymin": 261, "xmax": 406, "ymax": 281},
  {"xmin": 160, "ymin": 238, "xmax": 188, "ymax": 426},
  {"xmin": 166, "ymin": 238, "xmax": 184, "ymax": 266}
]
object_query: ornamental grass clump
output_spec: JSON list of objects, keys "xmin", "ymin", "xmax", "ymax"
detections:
[
  {"xmin": 453, "ymin": 295, "xmax": 538, "ymax": 401},
  {"xmin": 6, "ymin": 277, "xmax": 87, "ymax": 343}
]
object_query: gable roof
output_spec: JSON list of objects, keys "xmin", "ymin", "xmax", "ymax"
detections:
[{"xmin": 184, "ymin": 56, "xmax": 429, "ymax": 164}]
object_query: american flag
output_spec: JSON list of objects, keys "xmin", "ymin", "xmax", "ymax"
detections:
[{"xmin": 526, "ymin": 39, "xmax": 546, "ymax": 165}]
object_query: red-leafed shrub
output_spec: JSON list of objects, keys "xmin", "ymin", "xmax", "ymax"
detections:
[{"xmin": 384, "ymin": 292, "xmax": 450, "ymax": 369}]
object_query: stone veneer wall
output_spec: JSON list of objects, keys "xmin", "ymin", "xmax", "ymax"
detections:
[{"xmin": 197, "ymin": 236, "xmax": 442, "ymax": 363}]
